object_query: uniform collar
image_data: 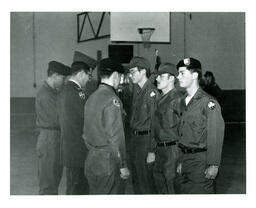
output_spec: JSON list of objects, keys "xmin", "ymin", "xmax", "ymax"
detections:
[
  {"xmin": 137, "ymin": 79, "xmax": 151, "ymax": 94},
  {"xmin": 99, "ymin": 83, "xmax": 117, "ymax": 94},
  {"xmin": 69, "ymin": 78, "xmax": 81, "ymax": 89},
  {"xmin": 44, "ymin": 81, "xmax": 57, "ymax": 94}
]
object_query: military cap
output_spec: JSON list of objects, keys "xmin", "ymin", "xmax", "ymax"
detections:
[
  {"xmin": 98, "ymin": 58, "xmax": 124, "ymax": 74},
  {"xmin": 128, "ymin": 56, "xmax": 151, "ymax": 70},
  {"xmin": 73, "ymin": 51, "xmax": 97, "ymax": 69},
  {"xmin": 48, "ymin": 61, "xmax": 70, "ymax": 76},
  {"xmin": 176, "ymin": 57, "xmax": 202, "ymax": 70},
  {"xmin": 70, "ymin": 61, "xmax": 90, "ymax": 74},
  {"xmin": 158, "ymin": 62, "xmax": 178, "ymax": 76}
]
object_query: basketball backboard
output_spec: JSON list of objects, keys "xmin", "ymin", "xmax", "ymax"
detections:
[{"xmin": 110, "ymin": 12, "xmax": 170, "ymax": 43}]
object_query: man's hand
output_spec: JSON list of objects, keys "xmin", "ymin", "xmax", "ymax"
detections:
[
  {"xmin": 120, "ymin": 167, "xmax": 130, "ymax": 180},
  {"xmin": 177, "ymin": 163, "xmax": 182, "ymax": 175},
  {"xmin": 146, "ymin": 152, "xmax": 156, "ymax": 163},
  {"xmin": 205, "ymin": 165, "xmax": 219, "ymax": 179}
]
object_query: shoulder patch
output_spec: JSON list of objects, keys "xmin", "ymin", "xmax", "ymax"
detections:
[
  {"xmin": 113, "ymin": 98, "xmax": 120, "ymax": 107},
  {"xmin": 150, "ymin": 91, "xmax": 156, "ymax": 97},
  {"xmin": 208, "ymin": 100, "xmax": 216, "ymax": 110}
]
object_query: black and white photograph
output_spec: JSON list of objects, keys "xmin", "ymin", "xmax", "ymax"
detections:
[{"xmin": 4, "ymin": 0, "xmax": 256, "ymax": 207}]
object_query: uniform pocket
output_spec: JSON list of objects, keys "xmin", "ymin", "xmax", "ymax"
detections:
[
  {"xmin": 188, "ymin": 116, "xmax": 206, "ymax": 144},
  {"xmin": 85, "ymin": 150, "xmax": 116, "ymax": 176},
  {"xmin": 161, "ymin": 109, "xmax": 179, "ymax": 129}
]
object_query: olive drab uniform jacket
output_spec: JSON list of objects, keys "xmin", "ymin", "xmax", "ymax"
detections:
[
  {"xmin": 83, "ymin": 83, "xmax": 127, "ymax": 172},
  {"xmin": 36, "ymin": 81, "xmax": 60, "ymax": 130},
  {"xmin": 130, "ymin": 80, "xmax": 159, "ymax": 152},
  {"xmin": 58, "ymin": 80, "xmax": 88, "ymax": 168},
  {"xmin": 153, "ymin": 88, "xmax": 184, "ymax": 143},
  {"xmin": 178, "ymin": 88, "xmax": 225, "ymax": 165}
]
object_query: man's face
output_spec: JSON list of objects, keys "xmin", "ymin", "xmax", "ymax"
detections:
[
  {"xmin": 129, "ymin": 67, "xmax": 143, "ymax": 84},
  {"xmin": 156, "ymin": 73, "xmax": 172, "ymax": 91},
  {"xmin": 177, "ymin": 67, "xmax": 194, "ymax": 88},
  {"xmin": 204, "ymin": 75, "xmax": 212, "ymax": 85},
  {"xmin": 80, "ymin": 70, "xmax": 91, "ymax": 87},
  {"xmin": 113, "ymin": 72, "xmax": 122, "ymax": 89},
  {"xmin": 54, "ymin": 74, "xmax": 65, "ymax": 90}
]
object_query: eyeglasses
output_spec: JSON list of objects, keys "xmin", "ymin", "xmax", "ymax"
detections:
[{"xmin": 129, "ymin": 70, "xmax": 139, "ymax": 76}]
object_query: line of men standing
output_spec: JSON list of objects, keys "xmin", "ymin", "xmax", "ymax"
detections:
[{"xmin": 35, "ymin": 54, "xmax": 224, "ymax": 195}]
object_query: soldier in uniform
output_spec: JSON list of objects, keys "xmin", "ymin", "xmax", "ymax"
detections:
[
  {"xmin": 35, "ymin": 61, "xmax": 69, "ymax": 194},
  {"xmin": 83, "ymin": 58, "xmax": 130, "ymax": 194},
  {"xmin": 58, "ymin": 61, "xmax": 91, "ymax": 195},
  {"xmin": 152, "ymin": 63, "xmax": 183, "ymax": 194},
  {"xmin": 128, "ymin": 56, "xmax": 159, "ymax": 194},
  {"xmin": 175, "ymin": 57, "xmax": 225, "ymax": 194}
]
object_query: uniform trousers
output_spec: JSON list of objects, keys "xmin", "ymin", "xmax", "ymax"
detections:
[
  {"xmin": 36, "ymin": 130, "xmax": 63, "ymax": 195},
  {"xmin": 130, "ymin": 134, "xmax": 156, "ymax": 194},
  {"xmin": 174, "ymin": 151, "xmax": 215, "ymax": 194},
  {"xmin": 85, "ymin": 149, "xmax": 123, "ymax": 194},
  {"xmin": 66, "ymin": 167, "xmax": 89, "ymax": 195},
  {"xmin": 153, "ymin": 144, "xmax": 178, "ymax": 194}
]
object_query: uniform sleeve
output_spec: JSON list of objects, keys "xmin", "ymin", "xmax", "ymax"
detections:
[
  {"xmin": 205, "ymin": 99, "xmax": 225, "ymax": 166},
  {"xmin": 148, "ymin": 89, "xmax": 160, "ymax": 152},
  {"xmin": 103, "ymin": 98, "xmax": 127, "ymax": 168},
  {"xmin": 35, "ymin": 93, "xmax": 59, "ymax": 128}
]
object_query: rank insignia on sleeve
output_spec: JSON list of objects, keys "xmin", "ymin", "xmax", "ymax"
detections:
[
  {"xmin": 208, "ymin": 101, "xmax": 216, "ymax": 110},
  {"xmin": 150, "ymin": 91, "xmax": 156, "ymax": 97},
  {"xmin": 78, "ymin": 91, "xmax": 86, "ymax": 99},
  {"xmin": 113, "ymin": 99, "xmax": 120, "ymax": 107}
]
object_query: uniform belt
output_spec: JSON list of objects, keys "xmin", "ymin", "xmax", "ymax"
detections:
[
  {"xmin": 132, "ymin": 129, "xmax": 150, "ymax": 136},
  {"xmin": 157, "ymin": 140, "xmax": 177, "ymax": 147},
  {"xmin": 39, "ymin": 126, "xmax": 60, "ymax": 131},
  {"xmin": 178, "ymin": 144, "xmax": 207, "ymax": 154}
]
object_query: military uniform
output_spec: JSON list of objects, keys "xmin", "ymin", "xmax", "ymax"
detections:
[
  {"xmin": 153, "ymin": 88, "xmax": 183, "ymax": 194},
  {"xmin": 130, "ymin": 80, "xmax": 159, "ymax": 194},
  {"xmin": 175, "ymin": 88, "xmax": 225, "ymax": 194},
  {"xmin": 58, "ymin": 80, "xmax": 89, "ymax": 194},
  {"xmin": 83, "ymin": 83, "xmax": 127, "ymax": 194},
  {"xmin": 35, "ymin": 81, "xmax": 63, "ymax": 194}
]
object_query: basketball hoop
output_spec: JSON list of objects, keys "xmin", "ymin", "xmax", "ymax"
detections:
[{"xmin": 138, "ymin": 27, "xmax": 155, "ymax": 48}]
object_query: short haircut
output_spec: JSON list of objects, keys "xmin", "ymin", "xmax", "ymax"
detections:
[
  {"xmin": 187, "ymin": 67, "xmax": 202, "ymax": 81},
  {"xmin": 99, "ymin": 69, "xmax": 115, "ymax": 79}
]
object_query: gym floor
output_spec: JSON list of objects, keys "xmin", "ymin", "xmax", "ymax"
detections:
[{"xmin": 10, "ymin": 114, "xmax": 246, "ymax": 195}]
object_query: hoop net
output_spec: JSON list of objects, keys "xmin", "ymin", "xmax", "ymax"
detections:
[{"xmin": 138, "ymin": 28, "xmax": 155, "ymax": 48}]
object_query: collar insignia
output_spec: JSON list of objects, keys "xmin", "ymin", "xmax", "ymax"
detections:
[
  {"xmin": 113, "ymin": 99, "xmax": 120, "ymax": 107},
  {"xmin": 78, "ymin": 91, "xmax": 86, "ymax": 99}
]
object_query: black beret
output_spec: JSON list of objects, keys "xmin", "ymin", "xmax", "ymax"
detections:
[
  {"xmin": 48, "ymin": 61, "xmax": 70, "ymax": 76},
  {"xmin": 176, "ymin": 57, "xmax": 202, "ymax": 70},
  {"xmin": 98, "ymin": 58, "xmax": 124, "ymax": 74},
  {"xmin": 70, "ymin": 61, "xmax": 90, "ymax": 74}
]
